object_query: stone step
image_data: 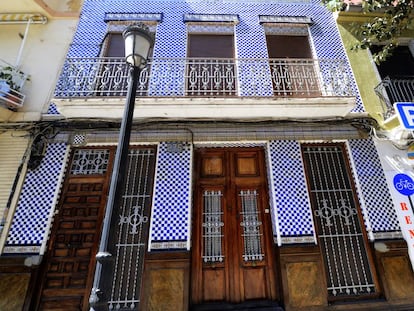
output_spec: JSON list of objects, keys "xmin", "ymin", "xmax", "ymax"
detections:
[{"xmin": 190, "ymin": 300, "xmax": 284, "ymax": 311}]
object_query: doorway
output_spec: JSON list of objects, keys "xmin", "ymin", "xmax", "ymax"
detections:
[{"xmin": 191, "ymin": 147, "xmax": 278, "ymax": 306}]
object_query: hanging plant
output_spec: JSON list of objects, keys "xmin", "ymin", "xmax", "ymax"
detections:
[{"xmin": 0, "ymin": 66, "xmax": 30, "ymax": 91}]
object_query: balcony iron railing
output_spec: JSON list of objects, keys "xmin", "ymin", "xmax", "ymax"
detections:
[
  {"xmin": 375, "ymin": 76, "xmax": 414, "ymax": 119},
  {"xmin": 54, "ymin": 57, "xmax": 355, "ymax": 99}
]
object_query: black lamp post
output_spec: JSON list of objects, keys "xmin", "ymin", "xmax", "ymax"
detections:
[{"xmin": 90, "ymin": 23, "xmax": 154, "ymax": 307}]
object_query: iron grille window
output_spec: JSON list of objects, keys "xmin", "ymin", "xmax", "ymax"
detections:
[
  {"xmin": 301, "ymin": 144, "xmax": 377, "ymax": 299},
  {"xmin": 99, "ymin": 148, "xmax": 156, "ymax": 310},
  {"xmin": 70, "ymin": 149, "xmax": 110, "ymax": 175},
  {"xmin": 202, "ymin": 190, "xmax": 224, "ymax": 263},
  {"xmin": 239, "ymin": 189, "xmax": 264, "ymax": 262}
]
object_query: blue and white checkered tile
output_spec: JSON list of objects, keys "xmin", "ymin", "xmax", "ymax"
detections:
[
  {"xmin": 268, "ymin": 140, "xmax": 314, "ymax": 243},
  {"xmin": 348, "ymin": 139, "xmax": 400, "ymax": 236},
  {"xmin": 4, "ymin": 143, "xmax": 67, "ymax": 255},
  {"xmin": 63, "ymin": 0, "xmax": 362, "ymax": 111},
  {"xmin": 149, "ymin": 142, "xmax": 191, "ymax": 249},
  {"xmin": 46, "ymin": 103, "xmax": 60, "ymax": 115}
]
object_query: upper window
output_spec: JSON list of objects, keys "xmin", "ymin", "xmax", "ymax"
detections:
[
  {"xmin": 186, "ymin": 34, "xmax": 236, "ymax": 96},
  {"xmin": 98, "ymin": 24, "xmax": 155, "ymax": 97},
  {"xmin": 104, "ymin": 32, "xmax": 125, "ymax": 57},
  {"xmin": 371, "ymin": 45, "xmax": 414, "ymax": 79},
  {"xmin": 265, "ymin": 26, "xmax": 319, "ymax": 97},
  {"xmin": 266, "ymin": 34, "xmax": 312, "ymax": 59},
  {"xmin": 102, "ymin": 30, "xmax": 155, "ymax": 59},
  {"xmin": 372, "ymin": 45, "xmax": 414, "ymax": 109},
  {"xmin": 188, "ymin": 34, "xmax": 234, "ymax": 58}
]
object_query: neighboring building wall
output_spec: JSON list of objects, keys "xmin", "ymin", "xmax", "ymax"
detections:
[
  {"xmin": 0, "ymin": 2, "xmax": 83, "ymax": 311},
  {"xmin": 337, "ymin": 12, "xmax": 414, "ymax": 130},
  {"xmin": 0, "ymin": 20, "xmax": 78, "ymax": 121},
  {"xmin": 336, "ymin": 23, "xmax": 384, "ymax": 123}
]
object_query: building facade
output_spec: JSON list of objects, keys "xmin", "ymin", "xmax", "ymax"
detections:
[
  {"xmin": 0, "ymin": 1, "xmax": 82, "ymax": 310},
  {"xmin": 2, "ymin": 0, "xmax": 414, "ymax": 310}
]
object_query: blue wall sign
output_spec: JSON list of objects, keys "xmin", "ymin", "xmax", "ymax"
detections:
[
  {"xmin": 393, "ymin": 173, "xmax": 414, "ymax": 196},
  {"xmin": 394, "ymin": 102, "xmax": 414, "ymax": 129}
]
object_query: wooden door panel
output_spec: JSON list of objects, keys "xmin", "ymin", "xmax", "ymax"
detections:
[
  {"xmin": 237, "ymin": 186, "xmax": 272, "ymax": 301},
  {"xmin": 192, "ymin": 148, "xmax": 278, "ymax": 306},
  {"xmin": 198, "ymin": 186, "xmax": 227, "ymax": 302},
  {"xmin": 39, "ymin": 177, "xmax": 107, "ymax": 310},
  {"xmin": 234, "ymin": 151, "xmax": 260, "ymax": 177},
  {"xmin": 33, "ymin": 148, "xmax": 114, "ymax": 311},
  {"xmin": 202, "ymin": 269, "xmax": 227, "ymax": 301},
  {"xmin": 201, "ymin": 153, "xmax": 225, "ymax": 177},
  {"xmin": 243, "ymin": 268, "xmax": 266, "ymax": 300}
]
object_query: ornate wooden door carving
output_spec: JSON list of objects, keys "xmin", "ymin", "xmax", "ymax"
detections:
[{"xmin": 192, "ymin": 147, "xmax": 278, "ymax": 305}]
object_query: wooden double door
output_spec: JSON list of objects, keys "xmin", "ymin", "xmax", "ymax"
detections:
[{"xmin": 192, "ymin": 147, "xmax": 278, "ymax": 305}]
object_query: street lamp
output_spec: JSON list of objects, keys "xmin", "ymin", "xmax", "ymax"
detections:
[{"xmin": 90, "ymin": 23, "xmax": 154, "ymax": 307}]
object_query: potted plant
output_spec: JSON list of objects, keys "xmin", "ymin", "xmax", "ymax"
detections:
[{"xmin": 0, "ymin": 66, "xmax": 30, "ymax": 110}]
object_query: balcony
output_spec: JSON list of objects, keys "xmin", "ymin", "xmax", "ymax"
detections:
[
  {"xmin": 0, "ymin": 63, "xmax": 28, "ymax": 111},
  {"xmin": 375, "ymin": 76, "xmax": 414, "ymax": 120},
  {"xmin": 53, "ymin": 57, "xmax": 356, "ymax": 120}
]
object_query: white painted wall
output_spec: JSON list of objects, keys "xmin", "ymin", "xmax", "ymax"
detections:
[
  {"xmin": 0, "ymin": 20, "xmax": 78, "ymax": 121},
  {"xmin": 1, "ymin": 0, "xmax": 47, "ymax": 13}
]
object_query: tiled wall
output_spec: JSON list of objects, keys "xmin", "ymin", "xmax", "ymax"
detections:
[
  {"xmin": 64, "ymin": 0, "xmax": 362, "ymax": 111},
  {"xmin": 4, "ymin": 137, "xmax": 399, "ymax": 254},
  {"xmin": 268, "ymin": 140, "xmax": 315, "ymax": 244},
  {"xmin": 4, "ymin": 143, "xmax": 68, "ymax": 255},
  {"xmin": 7, "ymin": 0, "xmax": 398, "ymax": 255},
  {"xmin": 148, "ymin": 138, "xmax": 399, "ymax": 249},
  {"xmin": 149, "ymin": 142, "xmax": 192, "ymax": 250},
  {"xmin": 348, "ymin": 139, "xmax": 400, "ymax": 238}
]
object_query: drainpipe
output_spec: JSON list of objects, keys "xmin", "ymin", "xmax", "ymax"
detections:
[{"xmin": 15, "ymin": 17, "xmax": 33, "ymax": 68}]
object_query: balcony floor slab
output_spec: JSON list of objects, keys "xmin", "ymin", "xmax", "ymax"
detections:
[{"xmin": 52, "ymin": 96, "xmax": 356, "ymax": 121}]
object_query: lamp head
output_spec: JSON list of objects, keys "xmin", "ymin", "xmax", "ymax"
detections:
[{"xmin": 122, "ymin": 23, "xmax": 154, "ymax": 68}]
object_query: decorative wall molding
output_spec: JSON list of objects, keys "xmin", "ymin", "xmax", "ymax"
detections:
[
  {"xmin": 150, "ymin": 241, "xmax": 188, "ymax": 250},
  {"xmin": 263, "ymin": 23, "xmax": 309, "ymax": 36},
  {"xmin": 2, "ymin": 245, "xmax": 41, "ymax": 254},
  {"xmin": 104, "ymin": 13, "xmax": 163, "ymax": 22},
  {"xmin": 186, "ymin": 23, "xmax": 234, "ymax": 34},
  {"xmin": 278, "ymin": 236, "xmax": 316, "ymax": 244},
  {"xmin": 184, "ymin": 13, "xmax": 239, "ymax": 24},
  {"xmin": 373, "ymin": 231, "xmax": 403, "ymax": 240},
  {"xmin": 259, "ymin": 15, "xmax": 313, "ymax": 24}
]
